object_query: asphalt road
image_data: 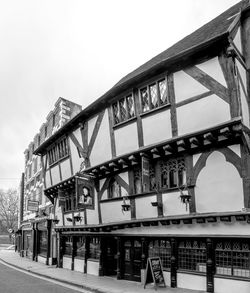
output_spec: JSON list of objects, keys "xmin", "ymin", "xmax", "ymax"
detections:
[{"xmin": 0, "ymin": 262, "xmax": 87, "ymax": 293}]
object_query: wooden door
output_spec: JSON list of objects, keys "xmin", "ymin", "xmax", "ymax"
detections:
[
  {"xmin": 123, "ymin": 239, "xmax": 142, "ymax": 282},
  {"xmin": 104, "ymin": 238, "xmax": 117, "ymax": 276}
]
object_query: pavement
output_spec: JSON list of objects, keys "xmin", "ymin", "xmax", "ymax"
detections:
[{"xmin": 0, "ymin": 250, "xmax": 205, "ymax": 293}]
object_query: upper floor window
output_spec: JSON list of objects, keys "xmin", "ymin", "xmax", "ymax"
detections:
[
  {"xmin": 108, "ymin": 178, "xmax": 121, "ymax": 198},
  {"xmin": 140, "ymin": 77, "xmax": 169, "ymax": 113},
  {"xmin": 133, "ymin": 157, "xmax": 186, "ymax": 194},
  {"xmin": 160, "ymin": 158, "xmax": 186, "ymax": 189},
  {"xmin": 112, "ymin": 94, "xmax": 135, "ymax": 125},
  {"xmin": 48, "ymin": 137, "xmax": 69, "ymax": 165}
]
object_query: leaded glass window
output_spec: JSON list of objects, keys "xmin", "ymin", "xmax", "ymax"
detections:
[
  {"xmin": 178, "ymin": 240, "xmax": 206, "ymax": 272},
  {"xmin": 108, "ymin": 178, "xmax": 121, "ymax": 198},
  {"xmin": 89, "ymin": 237, "xmax": 100, "ymax": 259},
  {"xmin": 140, "ymin": 77, "xmax": 169, "ymax": 113},
  {"xmin": 148, "ymin": 239, "xmax": 171, "ymax": 269},
  {"xmin": 76, "ymin": 236, "xmax": 85, "ymax": 258},
  {"xmin": 150, "ymin": 84, "xmax": 158, "ymax": 109},
  {"xmin": 133, "ymin": 163, "xmax": 156, "ymax": 194},
  {"xmin": 119, "ymin": 98, "xmax": 127, "ymax": 122},
  {"xmin": 215, "ymin": 240, "xmax": 250, "ymax": 277},
  {"xmin": 112, "ymin": 94, "xmax": 135, "ymax": 125},
  {"xmin": 48, "ymin": 137, "xmax": 69, "ymax": 165},
  {"xmin": 160, "ymin": 158, "xmax": 186, "ymax": 189},
  {"xmin": 127, "ymin": 95, "xmax": 135, "ymax": 118},
  {"xmin": 64, "ymin": 236, "xmax": 73, "ymax": 256}
]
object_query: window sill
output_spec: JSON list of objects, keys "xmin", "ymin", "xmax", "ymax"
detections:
[
  {"xmin": 177, "ymin": 269, "xmax": 206, "ymax": 276},
  {"xmin": 140, "ymin": 103, "xmax": 171, "ymax": 118},
  {"xmin": 113, "ymin": 116, "xmax": 137, "ymax": 129},
  {"xmin": 49, "ymin": 155, "xmax": 69, "ymax": 168},
  {"xmin": 215, "ymin": 274, "xmax": 250, "ymax": 282},
  {"xmin": 87, "ymin": 258, "xmax": 99, "ymax": 262},
  {"xmin": 63, "ymin": 255, "xmax": 72, "ymax": 258},
  {"xmin": 74, "ymin": 256, "xmax": 85, "ymax": 260}
]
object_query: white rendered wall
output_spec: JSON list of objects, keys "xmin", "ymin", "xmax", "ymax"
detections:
[
  {"xmin": 174, "ymin": 70, "xmax": 208, "ymax": 103},
  {"xmin": 60, "ymin": 159, "xmax": 72, "ymax": 181},
  {"xmin": 195, "ymin": 151, "xmax": 243, "ymax": 213},
  {"xmin": 177, "ymin": 95, "xmax": 230, "ymax": 136},
  {"xmin": 88, "ymin": 115, "xmax": 98, "ymax": 144},
  {"xmin": 74, "ymin": 258, "xmax": 84, "ymax": 273},
  {"xmin": 73, "ymin": 211, "xmax": 85, "ymax": 226},
  {"xmin": 233, "ymin": 27, "xmax": 242, "ymax": 54},
  {"xmin": 214, "ymin": 277, "xmax": 250, "ymax": 293},
  {"xmin": 72, "ymin": 128, "xmax": 82, "ymax": 147},
  {"xmin": 110, "ymin": 219, "xmax": 250, "ymax": 236},
  {"xmin": 197, "ymin": 57, "xmax": 227, "ymax": 87},
  {"xmin": 114, "ymin": 122, "xmax": 138, "ymax": 156},
  {"xmin": 69, "ymin": 139, "xmax": 81, "ymax": 175},
  {"xmin": 45, "ymin": 171, "xmax": 51, "ymax": 188},
  {"xmin": 86, "ymin": 191, "xmax": 99, "ymax": 225},
  {"xmin": 237, "ymin": 60, "xmax": 249, "ymax": 127},
  {"xmin": 87, "ymin": 260, "xmax": 99, "ymax": 276},
  {"xmin": 136, "ymin": 195, "xmax": 158, "ymax": 219},
  {"xmin": 90, "ymin": 110, "xmax": 112, "ymax": 166},
  {"xmin": 177, "ymin": 273, "xmax": 206, "ymax": 291},
  {"xmin": 50, "ymin": 165, "xmax": 60, "ymax": 185},
  {"xmin": 37, "ymin": 255, "xmax": 46, "ymax": 264},
  {"xmin": 142, "ymin": 109, "xmax": 172, "ymax": 146},
  {"xmin": 63, "ymin": 256, "xmax": 72, "ymax": 270},
  {"xmin": 119, "ymin": 171, "xmax": 129, "ymax": 184},
  {"xmin": 162, "ymin": 192, "xmax": 189, "ymax": 216},
  {"xmin": 101, "ymin": 200, "xmax": 131, "ymax": 223},
  {"xmin": 228, "ymin": 144, "xmax": 241, "ymax": 157},
  {"xmin": 54, "ymin": 200, "xmax": 63, "ymax": 226}
]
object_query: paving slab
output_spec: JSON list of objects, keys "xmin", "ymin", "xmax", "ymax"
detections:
[{"xmin": 0, "ymin": 250, "xmax": 205, "ymax": 293}]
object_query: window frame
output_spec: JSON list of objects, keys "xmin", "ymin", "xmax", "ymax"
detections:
[
  {"xmin": 133, "ymin": 156, "xmax": 186, "ymax": 195},
  {"xmin": 112, "ymin": 92, "xmax": 135, "ymax": 126},
  {"xmin": 139, "ymin": 76, "xmax": 169, "ymax": 114},
  {"xmin": 47, "ymin": 136, "xmax": 69, "ymax": 166}
]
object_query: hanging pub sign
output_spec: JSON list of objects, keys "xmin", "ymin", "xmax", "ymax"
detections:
[
  {"xmin": 76, "ymin": 176, "xmax": 94, "ymax": 210},
  {"xmin": 142, "ymin": 155, "xmax": 150, "ymax": 192},
  {"xmin": 144, "ymin": 257, "xmax": 166, "ymax": 290},
  {"xmin": 27, "ymin": 200, "xmax": 39, "ymax": 212}
]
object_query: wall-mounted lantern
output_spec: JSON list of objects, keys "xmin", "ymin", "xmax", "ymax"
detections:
[
  {"xmin": 121, "ymin": 196, "xmax": 130, "ymax": 212},
  {"xmin": 179, "ymin": 185, "xmax": 191, "ymax": 211},
  {"xmin": 66, "ymin": 217, "xmax": 73, "ymax": 222}
]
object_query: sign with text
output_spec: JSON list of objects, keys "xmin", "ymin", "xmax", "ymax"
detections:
[
  {"xmin": 27, "ymin": 200, "xmax": 39, "ymax": 212},
  {"xmin": 76, "ymin": 177, "xmax": 94, "ymax": 210},
  {"xmin": 144, "ymin": 257, "xmax": 166, "ymax": 290}
]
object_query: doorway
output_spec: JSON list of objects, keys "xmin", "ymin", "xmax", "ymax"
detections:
[
  {"xmin": 104, "ymin": 237, "xmax": 117, "ymax": 276},
  {"xmin": 123, "ymin": 239, "xmax": 142, "ymax": 282}
]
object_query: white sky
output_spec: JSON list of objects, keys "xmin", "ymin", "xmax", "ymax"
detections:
[{"xmin": 0, "ymin": 0, "xmax": 240, "ymax": 190}]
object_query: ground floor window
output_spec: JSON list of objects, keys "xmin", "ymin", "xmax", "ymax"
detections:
[
  {"xmin": 38, "ymin": 230, "xmax": 47, "ymax": 256},
  {"xmin": 89, "ymin": 237, "xmax": 100, "ymax": 260},
  {"xmin": 215, "ymin": 240, "xmax": 250, "ymax": 278},
  {"xmin": 148, "ymin": 239, "xmax": 171, "ymax": 269},
  {"xmin": 64, "ymin": 236, "xmax": 73, "ymax": 256},
  {"xmin": 76, "ymin": 236, "xmax": 85, "ymax": 258},
  {"xmin": 178, "ymin": 240, "xmax": 206, "ymax": 272}
]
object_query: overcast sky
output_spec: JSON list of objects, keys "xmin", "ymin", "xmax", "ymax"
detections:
[{"xmin": 0, "ymin": 0, "xmax": 240, "ymax": 190}]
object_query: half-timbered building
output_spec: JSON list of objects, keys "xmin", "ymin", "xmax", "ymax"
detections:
[{"xmin": 32, "ymin": 2, "xmax": 250, "ymax": 292}]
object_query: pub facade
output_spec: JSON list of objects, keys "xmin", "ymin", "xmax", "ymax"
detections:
[{"xmin": 32, "ymin": 2, "xmax": 250, "ymax": 293}]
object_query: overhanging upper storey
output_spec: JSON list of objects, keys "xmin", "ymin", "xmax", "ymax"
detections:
[{"xmin": 83, "ymin": 118, "xmax": 243, "ymax": 179}]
